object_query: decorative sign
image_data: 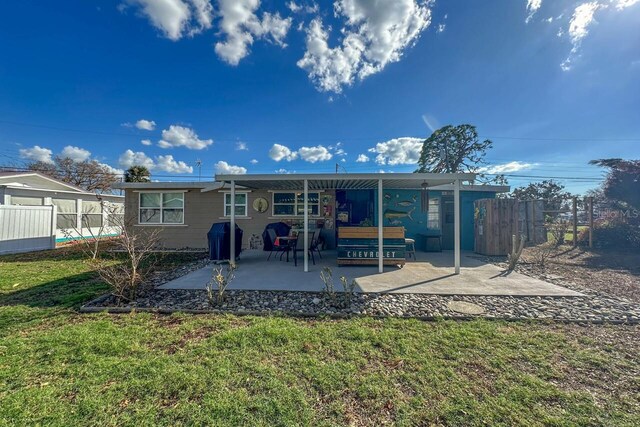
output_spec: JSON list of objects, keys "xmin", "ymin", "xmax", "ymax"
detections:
[
  {"xmin": 252, "ymin": 197, "xmax": 269, "ymax": 213},
  {"xmin": 337, "ymin": 226, "xmax": 406, "ymax": 266}
]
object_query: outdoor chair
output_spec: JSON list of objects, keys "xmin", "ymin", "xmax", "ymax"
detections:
[
  {"xmin": 405, "ymin": 237, "xmax": 416, "ymax": 260},
  {"xmin": 266, "ymin": 229, "xmax": 290, "ymax": 261},
  {"xmin": 293, "ymin": 232, "xmax": 316, "ymax": 267},
  {"xmin": 310, "ymin": 229, "xmax": 322, "ymax": 260}
]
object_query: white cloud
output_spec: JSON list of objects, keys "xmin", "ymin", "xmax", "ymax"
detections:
[
  {"xmin": 155, "ymin": 155, "xmax": 194, "ymax": 173},
  {"xmin": 118, "ymin": 149, "xmax": 193, "ymax": 173},
  {"xmin": 560, "ymin": 2, "xmax": 602, "ymax": 71},
  {"xmin": 526, "ymin": 0, "xmax": 543, "ymax": 23},
  {"xmin": 368, "ymin": 137, "xmax": 423, "ymax": 166},
  {"xmin": 118, "ymin": 149, "xmax": 155, "ymax": 170},
  {"xmin": 100, "ymin": 163, "xmax": 125, "ymax": 176},
  {"xmin": 355, "ymin": 154, "xmax": 369, "ymax": 162},
  {"xmin": 60, "ymin": 145, "xmax": 91, "ymax": 162},
  {"xmin": 236, "ymin": 141, "xmax": 248, "ymax": 150},
  {"xmin": 122, "ymin": 0, "xmax": 213, "ymax": 41},
  {"xmin": 275, "ymin": 168, "xmax": 295, "ymax": 174},
  {"xmin": 477, "ymin": 161, "xmax": 535, "ymax": 174},
  {"xmin": 250, "ymin": 159, "xmax": 259, "ymax": 164},
  {"xmin": 214, "ymin": 160, "xmax": 247, "ymax": 174},
  {"xmin": 436, "ymin": 23, "xmax": 446, "ymax": 33},
  {"xmin": 214, "ymin": 0, "xmax": 292, "ymax": 65},
  {"xmin": 19, "ymin": 145, "xmax": 53, "ymax": 164},
  {"xmin": 135, "ymin": 119, "xmax": 156, "ymax": 130},
  {"xmin": 158, "ymin": 125, "xmax": 213, "ymax": 149},
  {"xmin": 141, "ymin": 139, "xmax": 153, "ymax": 146},
  {"xmin": 298, "ymin": 145, "xmax": 333, "ymax": 163},
  {"xmin": 616, "ymin": 0, "xmax": 640, "ymax": 10},
  {"xmin": 329, "ymin": 142, "xmax": 346, "ymax": 157},
  {"xmin": 297, "ymin": 0, "xmax": 432, "ymax": 93},
  {"xmin": 287, "ymin": 1, "xmax": 318, "ymax": 14},
  {"xmin": 269, "ymin": 143, "xmax": 298, "ymax": 161}
]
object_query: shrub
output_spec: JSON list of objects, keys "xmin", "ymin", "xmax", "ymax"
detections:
[
  {"xmin": 546, "ymin": 219, "xmax": 571, "ymax": 247},
  {"xmin": 580, "ymin": 220, "xmax": 640, "ymax": 249},
  {"xmin": 97, "ymin": 227, "xmax": 161, "ymax": 302},
  {"xmin": 207, "ymin": 263, "xmax": 237, "ymax": 306}
]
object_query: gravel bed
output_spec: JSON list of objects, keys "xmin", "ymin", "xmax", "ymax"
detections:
[{"xmin": 82, "ymin": 257, "xmax": 640, "ymax": 323}]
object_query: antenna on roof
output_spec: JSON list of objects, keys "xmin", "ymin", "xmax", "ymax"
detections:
[
  {"xmin": 195, "ymin": 159, "xmax": 202, "ymax": 181},
  {"xmin": 335, "ymin": 163, "xmax": 348, "ymax": 174}
]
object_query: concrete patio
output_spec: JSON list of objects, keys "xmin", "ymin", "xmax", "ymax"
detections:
[{"xmin": 159, "ymin": 250, "xmax": 583, "ymax": 297}]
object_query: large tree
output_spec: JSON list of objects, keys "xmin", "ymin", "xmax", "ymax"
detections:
[
  {"xmin": 511, "ymin": 179, "xmax": 572, "ymax": 216},
  {"xmin": 589, "ymin": 158, "xmax": 640, "ymax": 210},
  {"xmin": 124, "ymin": 165, "xmax": 151, "ymax": 183},
  {"xmin": 28, "ymin": 157, "xmax": 118, "ymax": 193},
  {"xmin": 415, "ymin": 124, "xmax": 505, "ymax": 184}
]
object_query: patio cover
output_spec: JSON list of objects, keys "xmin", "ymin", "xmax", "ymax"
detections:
[{"xmin": 214, "ymin": 173, "xmax": 477, "ymax": 275}]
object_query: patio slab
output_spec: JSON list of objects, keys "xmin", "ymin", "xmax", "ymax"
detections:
[{"xmin": 159, "ymin": 250, "xmax": 583, "ymax": 297}]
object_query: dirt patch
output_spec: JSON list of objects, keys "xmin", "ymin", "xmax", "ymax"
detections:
[{"xmin": 486, "ymin": 246, "xmax": 640, "ymax": 302}]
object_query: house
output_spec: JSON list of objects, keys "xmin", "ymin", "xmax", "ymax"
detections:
[
  {"xmin": 114, "ymin": 173, "xmax": 508, "ymax": 274},
  {"xmin": 0, "ymin": 171, "xmax": 124, "ymax": 242}
]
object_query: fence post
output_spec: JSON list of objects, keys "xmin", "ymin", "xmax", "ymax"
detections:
[
  {"xmin": 51, "ymin": 205, "xmax": 58, "ymax": 249},
  {"xmin": 572, "ymin": 197, "xmax": 578, "ymax": 247},
  {"xmin": 588, "ymin": 196, "xmax": 594, "ymax": 248},
  {"xmin": 531, "ymin": 200, "xmax": 536, "ymax": 243}
]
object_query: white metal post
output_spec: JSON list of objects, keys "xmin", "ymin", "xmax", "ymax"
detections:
[
  {"xmin": 454, "ymin": 179, "xmax": 461, "ymax": 274},
  {"xmin": 230, "ymin": 180, "xmax": 236, "ymax": 264},
  {"xmin": 378, "ymin": 179, "xmax": 383, "ymax": 273},
  {"xmin": 50, "ymin": 205, "xmax": 57, "ymax": 249},
  {"xmin": 303, "ymin": 179, "xmax": 309, "ymax": 272},
  {"xmin": 76, "ymin": 198, "xmax": 83, "ymax": 236}
]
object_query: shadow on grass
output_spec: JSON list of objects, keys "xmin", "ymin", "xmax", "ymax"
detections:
[{"xmin": 0, "ymin": 271, "xmax": 109, "ymax": 309}]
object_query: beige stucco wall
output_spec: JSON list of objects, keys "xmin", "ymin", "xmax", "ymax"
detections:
[{"xmin": 125, "ymin": 187, "xmax": 336, "ymax": 250}]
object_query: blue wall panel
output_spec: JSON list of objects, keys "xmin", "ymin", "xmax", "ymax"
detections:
[{"xmin": 370, "ymin": 188, "xmax": 498, "ymax": 251}]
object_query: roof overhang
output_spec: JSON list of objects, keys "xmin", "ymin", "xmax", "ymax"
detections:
[
  {"xmin": 113, "ymin": 181, "xmax": 214, "ymax": 190},
  {"xmin": 214, "ymin": 172, "xmax": 477, "ymax": 190}
]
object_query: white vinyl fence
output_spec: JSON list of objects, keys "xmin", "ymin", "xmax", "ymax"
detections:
[{"xmin": 0, "ymin": 205, "xmax": 57, "ymax": 255}]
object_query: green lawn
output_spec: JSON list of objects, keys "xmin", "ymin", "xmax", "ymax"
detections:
[{"xmin": 1, "ymin": 246, "xmax": 639, "ymax": 426}]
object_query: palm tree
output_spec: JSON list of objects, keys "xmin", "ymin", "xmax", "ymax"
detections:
[{"xmin": 124, "ymin": 165, "xmax": 151, "ymax": 182}]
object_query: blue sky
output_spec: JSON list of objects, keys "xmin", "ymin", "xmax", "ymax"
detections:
[{"xmin": 0, "ymin": 0, "xmax": 638, "ymax": 194}]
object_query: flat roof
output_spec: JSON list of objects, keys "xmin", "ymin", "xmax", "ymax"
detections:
[
  {"xmin": 113, "ymin": 181, "xmax": 217, "ymax": 190},
  {"xmin": 214, "ymin": 172, "xmax": 477, "ymax": 190}
]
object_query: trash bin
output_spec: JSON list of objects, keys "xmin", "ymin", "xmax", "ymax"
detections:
[
  {"xmin": 261, "ymin": 222, "xmax": 291, "ymax": 251},
  {"xmin": 207, "ymin": 222, "xmax": 243, "ymax": 261}
]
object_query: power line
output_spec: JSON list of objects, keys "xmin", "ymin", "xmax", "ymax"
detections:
[{"xmin": 1, "ymin": 119, "xmax": 639, "ymax": 142}]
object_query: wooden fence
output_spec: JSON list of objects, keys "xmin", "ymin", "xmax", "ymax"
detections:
[
  {"xmin": 519, "ymin": 197, "xmax": 596, "ymax": 248},
  {"xmin": 0, "ymin": 205, "xmax": 57, "ymax": 255},
  {"xmin": 474, "ymin": 197, "xmax": 598, "ymax": 255}
]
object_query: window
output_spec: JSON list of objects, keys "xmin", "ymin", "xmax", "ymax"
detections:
[
  {"xmin": 82, "ymin": 200, "xmax": 103, "ymax": 228},
  {"xmin": 139, "ymin": 192, "xmax": 184, "ymax": 224},
  {"xmin": 272, "ymin": 192, "xmax": 320, "ymax": 216},
  {"xmin": 427, "ymin": 197, "xmax": 440, "ymax": 229},
  {"xmin": 106, "ymin": 203, "xmax": 125, "ymax": 227},
  {"xmin": 10, "ymin": 196, "xmax": 42, "ymax": 206},
  {"xmin": 224, "ymin": 193, "xmax": 248, "ymax": 217},
  {"xmin": 53, "ymin": 198, "xmax": 77, "ymax": 229}
]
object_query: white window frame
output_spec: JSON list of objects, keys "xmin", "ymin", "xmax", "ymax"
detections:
[
  {"xmin": 427, "ymin": 197, "xmax": 441, "ymax": 230},
  {"xmin": 138, "ymin": 191, "xmax": 185, "ymax": 225},
  {"xmin": 223, "ymin": 192, "xmax": 248, "ymax": 217},
  {"xmin": 271, "ymin": 191, "xmax": 321, "ymax": 217}
]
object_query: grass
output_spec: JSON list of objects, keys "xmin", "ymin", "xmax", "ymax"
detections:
[
  {"xmin": 1, "ymin": 246, "xmax": 639, "ymax": 426},
  {"xmin": 547, "ymin": 225, "xmax": 588, "ymax": 245}
]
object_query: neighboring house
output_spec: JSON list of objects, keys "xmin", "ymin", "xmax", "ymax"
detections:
[
  {"xmin": 114, "ymin": 173, "xmax": 508, "ymax": 255},
  {"xmin": 0, "ymin": 171, "xmax": 124, "ymax": 242}
]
